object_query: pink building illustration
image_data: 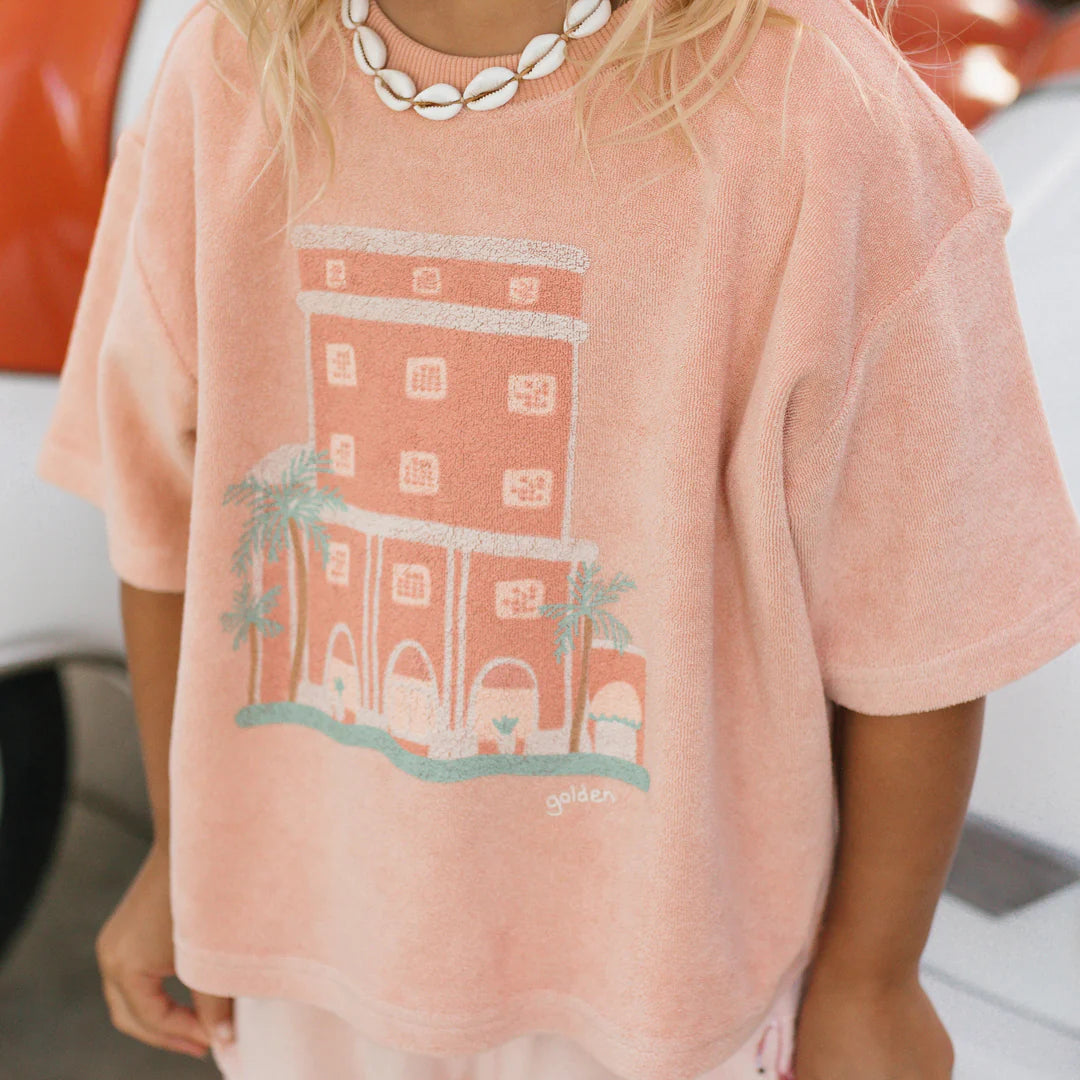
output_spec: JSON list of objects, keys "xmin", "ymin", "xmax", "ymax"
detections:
[{"xmin": 221, "ymin": 226, "xmax": 649, "ymax": 790}]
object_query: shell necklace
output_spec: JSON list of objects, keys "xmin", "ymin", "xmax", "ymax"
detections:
[{"xmin": 341, "ymin": 0, "xmax": 613, "ymax": 118}]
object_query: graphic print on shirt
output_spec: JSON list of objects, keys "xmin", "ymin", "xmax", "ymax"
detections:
[{"xmin": 218, "ymin": 226, "xmax": 650, "ymax": 792}]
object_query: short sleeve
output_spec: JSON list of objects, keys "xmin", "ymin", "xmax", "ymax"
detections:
[
  {"xmin": 787, "ymin": 202, "xmax": 1080, "ymax": 716},
  {"xmin": 35, "ymin": 124, "xmax": 196, "ymax": 593}
]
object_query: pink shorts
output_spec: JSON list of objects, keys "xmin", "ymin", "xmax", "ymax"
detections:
[{"xmin": 209, "ymin": 974, "xmax": 802, "ymax": 1080}]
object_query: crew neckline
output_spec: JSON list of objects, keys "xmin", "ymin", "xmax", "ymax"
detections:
[{"xmin": 355, "ymin": 0, "xmax": 677, "ymax": 107}]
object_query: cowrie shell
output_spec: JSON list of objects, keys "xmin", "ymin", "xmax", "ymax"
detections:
[
  {"xmin": 374, "ymin": 68, "xmax": 416, "ymax": 110},
  {"xmin": 518, "ymin": 34, "xmax": 567, "ymax": 79},
  {"xmin": 464, "ymin": 66, "xmax": 519, "ymax": 110},
  {"xmin": 353, "ymin": 25, "xmax": 387, "ymax": 75},
  {"xmin": 413, "ymin": 83, "xmax": 464, "ymax": 119},
  {"xmin": 341, "ymin": 0, "xmax": 368, "ymax": 28},
  {"xmin": 564, "ymin": 0, "xmax": 611, "ymax": 38}
]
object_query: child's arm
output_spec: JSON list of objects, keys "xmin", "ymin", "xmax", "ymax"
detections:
[
  {"xmin": 93, "ymin": 582, "xmax": 234, "ymax": 1059},
  {"xmin": 815, "ymin": 697, "xmax": 984, "ymax": 978},
  {"xmin": 119, "ymin": 581, "xmax": 184, "ymax": 846},
  {"xmin": 793, "ymin": 696, "xmax": 985, "ymax": 1079}
]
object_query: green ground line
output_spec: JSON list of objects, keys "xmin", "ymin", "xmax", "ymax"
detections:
[{"xmin": 236, "ymin": 702, "xmax": 650, "ymax": 791}]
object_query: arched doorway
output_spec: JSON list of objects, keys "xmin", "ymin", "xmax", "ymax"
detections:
[
  {"xmin": 323, "ymin": 623, "xmax": 361, "ymax": 724},
  {"xmin": 466, "ymin": 659, "xmax": 539, "ymax": 755},
  {"xmin": 383, "ymin": 641, "xmax": 440, "ymax": 754},
  {"xmin": 586, "ymin": 681, "xmax": 643, "ymax": 762}
]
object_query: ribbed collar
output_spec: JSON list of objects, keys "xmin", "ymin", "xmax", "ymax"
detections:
[{"xmin": 359, "ymin": 0, "xmax": 679, "ymax": 106}]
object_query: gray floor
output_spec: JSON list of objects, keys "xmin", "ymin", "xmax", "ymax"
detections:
[
  {"xmin": 3, "ymin": 662, "xmax": 1078, "ymax": 1079},
  {"xmin": 0, "ymin": 798, "xmax": 218, "ymax": 1079},
  {"xmin": 0, "ymin": 661, "xmax": 216, "ymax": 1080}
]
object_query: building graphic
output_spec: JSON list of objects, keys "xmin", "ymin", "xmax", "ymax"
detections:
[{"xmin": 218, "ymin": 225, "xmax": 650, "ymax": 791}]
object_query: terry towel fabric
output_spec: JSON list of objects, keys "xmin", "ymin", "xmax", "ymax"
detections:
[
  {"xmin": 211, "ymin": 968, "xmax": 803, "ymax": 1079},
  {"xmin": 36, "ymin": 0, "xmax": 1080, "ymax": 1077}
]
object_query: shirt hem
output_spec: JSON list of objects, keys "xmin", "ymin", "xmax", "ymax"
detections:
[
  {"xmin": 36, "ymin": 438, "xmax": 189, "ymax": 593},
  {"xmin": 174, "ymin": 938, "xmax": 808, "ymax": 1080},
  {"xmin": 36, "ymin": 437, "xmax": 105, "ymax": 510},
  {"xmin": 823, "ymin": 576, "xmax": 1080, "ymax": 715}
]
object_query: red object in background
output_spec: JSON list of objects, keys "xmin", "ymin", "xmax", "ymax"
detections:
[
  {"xmin": 871, "ymin": 0, "xmax": 1049, "ymax": 51},
  {"xmin": 854, "ymin": 0, "xmax": 1052, "ymax": 128},
  {"xmin": 0, "ymin": 1, "xmax": 139, "ymax": 375},
  {"xmin": 1026, "ymin": 6, "xmax": 1080, "ymax": 79},
  {"xmin": 856, "ymin": 0, "xmax": 1080, "ymax": 128},
  {"xmin": 2, "ymin": 0, "xmax": 1080, "ymax": 377}
]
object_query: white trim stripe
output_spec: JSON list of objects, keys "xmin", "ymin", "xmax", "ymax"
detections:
[
  {"xmin": 253, "ymin": 552, "xmax": 264, "ymax": 703},
  {"xmin": 442, "ymin": 547, "xmax": 455, "ymax": 719},
  {"xmin": 454, "ymin": 550, "xmax": 470, "ymax": 735},
  {"xmin": 304, "ymin": 307, "xmax": 315, "ymax": 443},
  {"xmin": 372, "ymin": 536, "xmax": 383, "ymax": 714},
  {"xmin": 290, "ymin": 224, "xmax": 589, "ymax": 273},
  {"xmin": 590, "ymin": 640, "xmax": 646, "ymax": 657},
  {"xmin": 297, "ymin": 291, "xmax": 588, "ymax": 343},
  {"xmin": 361, "ymin": 536, "xmax": 372, "ymax": 710},
  {"xmin": 323, "ymin": 503, "xmax": 598, "ymax": 564},
  {"xmin": 563, "ymin": 336, "xmax": 580, "ymax": 542}
]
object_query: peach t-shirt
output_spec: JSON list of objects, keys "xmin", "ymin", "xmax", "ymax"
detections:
[{"xmin": 37, "ymin": 0, "xmax": 1080, "ymax": 1077}]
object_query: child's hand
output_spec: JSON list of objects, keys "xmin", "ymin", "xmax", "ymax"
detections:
[
  {"xmin": 792, "ymin": 961, "xmax": 955, "ymax": 1079},
  {"xmin": 95, "ymin": 840, "xmax": 232, "ymax": 1058}
]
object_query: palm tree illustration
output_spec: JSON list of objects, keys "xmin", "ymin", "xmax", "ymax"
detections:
[
  {"xmin": 223, "ymin": 446, "xmax": 346, "ymax": 702},
  {"xmin": 538, "ymin": 561, "xmax": 635, "ymax": 753},
  {"xmin": 220, "ymin": 581, "xmax": 284, "ymax": 706}
]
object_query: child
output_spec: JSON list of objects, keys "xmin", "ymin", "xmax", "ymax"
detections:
[{"xmin": 36, "ymin": 0, "xmax": 1080, "ymax": 1076}]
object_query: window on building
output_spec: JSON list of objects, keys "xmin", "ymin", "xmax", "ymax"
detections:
[
  {"xmin": 405, "ymin": 357, "xmax": 447, "ymax": 400},
  {"xmin": 412, "ymin": 266, "xmax": 441, "ymax": 296},
  {"xmin": 494, "ymin": 579, "xmax": 545, "ymax": 618},
  {"xmin": 400, "ymin": 451, "xmax": 440, "ymax": 495},
  {"xmin": 392, "ymin": 563, "xmax": 432, "ymax": 607},
  {"xmin": 329, "ymin": 433, "xmax": 355, "ymax": 476},
  {"xmin": 508, "ymin": 276, "xmax": 540, "ymax": 306},
  {"xmin": 325, "ymin": 258, "xmax": 346, "ymax": 290},
  {"xmin": 502, "ymin": 469, "xmax": 553, "ymax": 508},
  {"xmin": 326, "ymin": 541, "xmax": 350, "ymax": 586},
  {"xmin": 326, "ymin": 343, "xmax": 357, "ymax": 386},
  {"xmin": 508, "ymin": 373, "xmax": 556, "ymax": 415}
]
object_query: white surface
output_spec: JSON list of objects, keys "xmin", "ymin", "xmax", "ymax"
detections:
[
  {"xmin": 0, "ymin": 0, "xmax": 198, "ymax": 673},
  {"xmin": 929, "ymin": 86, "xmax": 1080, "ymax": 1063},
  {"xmin": 969, "ymin": 87, "xmax": 1080, "ymax": 858},
  {"xmin": 0, "ymin": 376, "xmax": 123, "ymax": 673},
  {"xmin": 924, "ymin": 887, "xmax": 1080, "ymax": 1035},
  {"xmin": 924, "ymin": 965, "xmax": 1080, "ymax": 1080},
  {"xmin": 112, "ymin": 0, "xmax": 200, "ymax": 150}
]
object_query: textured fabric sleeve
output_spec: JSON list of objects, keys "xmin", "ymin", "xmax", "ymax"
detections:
[
  {"xmin": 787, "ymin": 201, "xmax": 1080, "ymax": 716},
  {"xmin": 35, "ymin": 125, "xmax": 196, "ymax": 593}
]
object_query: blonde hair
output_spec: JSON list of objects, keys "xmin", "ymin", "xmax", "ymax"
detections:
[{"xmin": 209, "ymin": 0, "xmax": 902, "ymax": 227}]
